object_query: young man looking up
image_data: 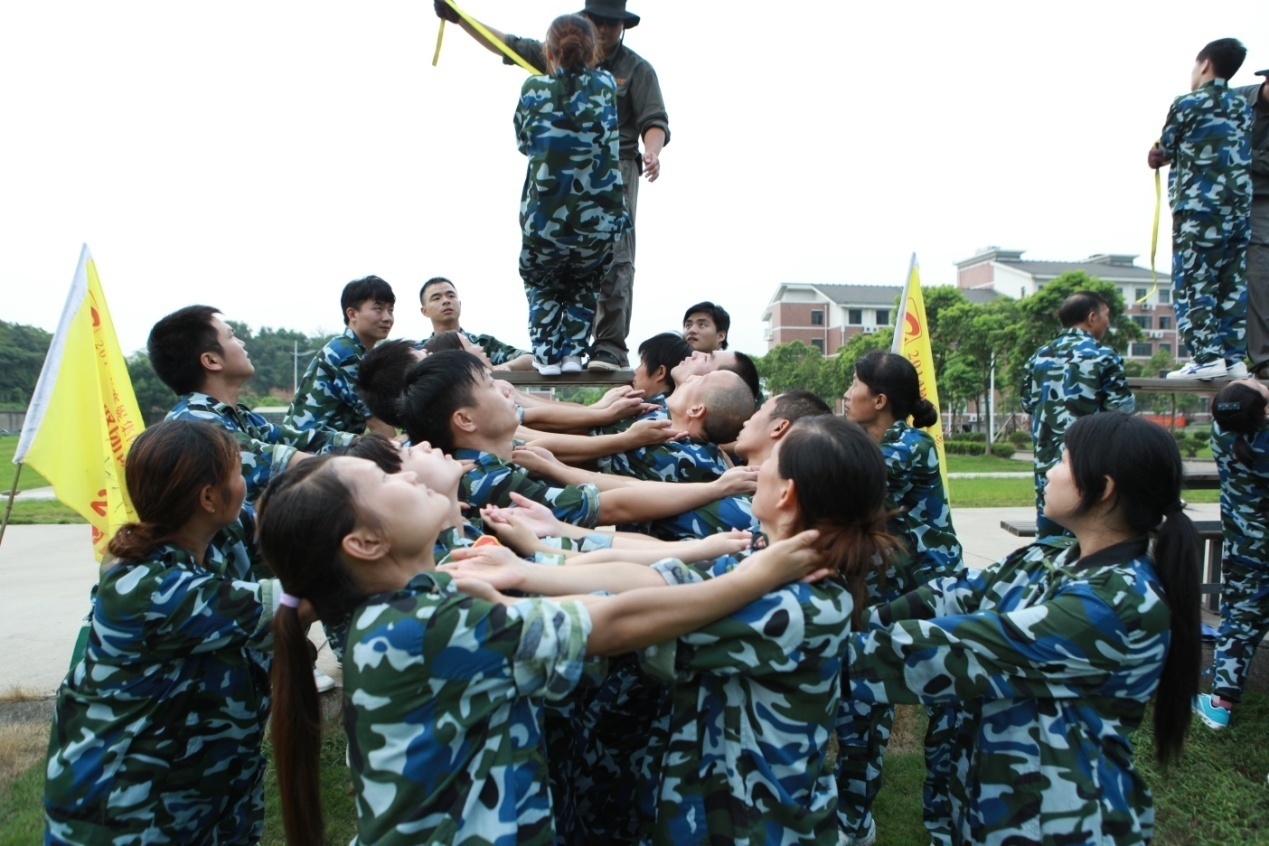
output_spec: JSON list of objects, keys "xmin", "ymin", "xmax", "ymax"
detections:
[
  {"xmin": 683, "ymin": 301, "xmax": 730, "ymax": 353},
  {"xmin": 398, "ymin": 351, "xmax": 755, "ymax": 529},
  {"xmin": 287, "ymin": 275, "xmax": 397, "ymax": 437},
  {"xmin": 419, "ymin": 276, "xmax": 534, "ymax": 371},
  {"xmin": 151, "ymin": 306, "xmax": 355, "ymax": 503}
]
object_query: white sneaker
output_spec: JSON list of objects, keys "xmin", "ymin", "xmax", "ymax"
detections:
[
  {"xmin": 838, "ymin": 821, "xmax": 877, "ymax": 846},
  {"xmin": 561, "ymin": 355, "xmax": 583, "ymax": 373},
  {"xmin": 535, "ymin": 361, "xmax": 562, "ymax": 376},
  {"xmin": 313, "ymin": 667, "xmax": 337, "ymax": 693},
  {"xmin": 1225, "ymin": 361, "xmax": 1250, "ymax": 379},
  {"xmin": 1166, "ymin": 359, "xmax": 1227, "ymax": 380}
]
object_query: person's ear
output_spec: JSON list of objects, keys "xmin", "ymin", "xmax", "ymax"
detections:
[
  {"xmin": 345, "ymin": 305, "xmax": 360, "ymax": 325},
  {"xmin": 775, "ymin": 477, "xmax": 798, "ymax": 513},
  {"xmin": 651, "ymin": 364, "xmax": 668, "ymax": 384},
  {"xmin": 197, "ymin": 483, "xmax": 218, "ymax": 515},
  {"xmin": 874, "ymin": 392, "xmax": 890, "ymax": 412},
  {"xmin": 1100, "ymin": 476, "xmax": 1117, "ymax": 505},
  {"xmin": 342, "ymin": 527, "xmax": 387, "ymax": 561},
  {"xmin": 769, "ymin": 418, "xmax": 790, "ymax": 441},
  {"xmin": 200, "ymin": 349, "xmax": 224, "ymax": 374},
  {"xmin": 452, "ymin": 407, "xmax": 479, "ymax": 435}
]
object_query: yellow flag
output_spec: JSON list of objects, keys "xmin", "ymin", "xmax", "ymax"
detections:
[
  {"xmin": 14, "ymin": 246, "xmax": 144, "ymax": 560},
  {"xmin": 890, "ymin": 254, "xmax": 950, "ymax": 499}
]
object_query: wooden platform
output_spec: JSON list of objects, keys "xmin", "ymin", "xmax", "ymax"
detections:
[
  {"xmin": 1000, "ymin": 518, "xmax": 1226, "ymax": 610},
  {"xmin": 1127, "ymin": 376, "xmax": 1267, "ymax": 394},
  {"xmin": 498, "ymin": 369, "xmax": 635, "ymax": 387}
]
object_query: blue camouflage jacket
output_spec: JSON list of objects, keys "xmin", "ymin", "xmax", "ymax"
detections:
[
  {"xmin": 1159, "ymin": 78, "xmax": 1253, "ymax": 219},
  {"xmin": 285, "ymin": 326, "xmax": 375, "ymax": 434}
]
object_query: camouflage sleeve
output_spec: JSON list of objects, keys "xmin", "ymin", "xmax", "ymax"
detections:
[
  {"xmin": 650, "ymin": 495, "xmax": 756, "ymax": 542},
  {"xmin": 471, "ymin": 464, "xmax": 601, "ymax": 529},
  {"xmin": 97, "ymin": 563, "xmax": 278, "ymax": 657},
  {"xmin": 285, "ymin": 354, "xmax": 372, "ymax": 433},
  {"xmin": 472, "ymin": 334, "xmax": 529, "ymax": 367},
  {"xmin": 641, "ymin": 559, "xmax": 849, "ymax": 681},
  {"xmin": 1100, "ymin": 353, "xmax": 1135, "ymax": 413},
  {"xmin": 1018, "ymin": 355, "xmax": 1038, "ymax": 414},
  {"xmin": 872, "ymin": 571, "xmax": 985, "ymax": 628},
  {"xmin": 504, "ymin": 597, "xmax": 594, "ymax": 701},
  {"xmin": 1158, "ymin": 95, "xmax": 1186, "ymax": 159},
  {"xmin": 849, "ymin": 580, "xmax": 1161, "ymax": 707}
]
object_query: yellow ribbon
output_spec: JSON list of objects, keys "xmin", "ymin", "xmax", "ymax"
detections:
[
  {"xmin": 432, "ymin": 19, "xmax": 445, "ymax": 67},
  {"xmin": 1140, "ymin": 142, "xmax": 1163, "ymax": 304},
  {"xmin": 436, "ymin": 0, "xmax": 543, "ymax": 75}
]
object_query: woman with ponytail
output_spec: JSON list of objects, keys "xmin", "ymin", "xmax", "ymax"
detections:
[
  {"xmin": 1194, "ymin": 379, "xmax": 1269, "ymax": 729},
  {"xmin": 847, "ymin": 413, "xmax": 1201, "ymax": 845},
  {"xmin": 838, "ymin": 349, "xmax": 964, "ymax": 845},
  {"xmin": 258, "ymin": 453, "xmax": 829, "ymax": 845},
  {"xmin": 515, "ymin": 13, "xmax": 629, "ymax": 374},
  {"xmin": 44, "ymin": 419, "xmax": 285, "ymax": 845},
  {"xmin": 442, "ymin": 416, "xmax": 896, "ymax": 843}
]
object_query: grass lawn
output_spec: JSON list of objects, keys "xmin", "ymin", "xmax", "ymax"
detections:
[
  {"xmin": 0, "ymin": 436, "xmax": 51, "ymax": 492},
  {"xmin": 3, "ymin": 501, "xmax": 87, "ymax": 525},
  {"xmin": 944, "ymin": 453, "xmax": 1031, "ymax": 474},
  {"xmin": 5, "ymin": 697, "xmax": 1267, "ymax": 844}
]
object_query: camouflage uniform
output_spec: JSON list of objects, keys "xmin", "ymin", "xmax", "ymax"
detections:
[
  {"xmin": 421, "ymin": 330, "xmax": 529, "ymax": 367},
  {"xmin": 456, "ymin": 447, "xmax": 601, "ymax": 529},
  {"xmin": 45, "ymin": 541, "xmax": 279, "ymax": 845},
  {"xmin": 516, "ymin": 68, "xmax": 629, "ymax": 364},
  {"xmin": 647, "ymin": 493, "xmax": 755, "ymax": 542},
  {"xmin": 285, "ymin": 326, "xmax": 375, "ymax": 434},
  {"xmin": 591, "ymin": 393, "xmax": 668, "ymax": 436},
  {"xmin": 597, "ymin": 437, "xmax": 728, "ymax": 484},
  {"xmin": 504, "ymin": 35, "xmax": 669, "ymax": 367},
  {"xmin": 1159, "ymin": 78, "xmax": 1253, "ymax": 366},
  {"xmin": 1019, "ymin": 328, "xmax": 1134, "ymax": 537},
  {"xmin": 342, "ymin": 568, "xmax": 593, "ymax": 845},
  {"xmin": 836, "ymin": 420, "xmax": 963, "ymax": 843},
  {"xmin": 849, "ymin": 536, "xmax": 1170, "ymax": 845},
  {"xmin": 634, "ymin": 556, "xmax": 853, "ymax": 844},
  {"xmin": 1209, "ymin": 420, "xmax": 1269, "ymax": 703},
  {"xmin": 167, "ymin": 392, "xmax": 355, "ymax": 502}
]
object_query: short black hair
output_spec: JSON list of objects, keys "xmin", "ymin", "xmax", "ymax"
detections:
[
  {"xmin": 720, "ymin": 351, "xmax": 761, "ymax": 404},
  {"xmin": 853, "ymin": 350, "xmax": 938, "ymax": 428},
  {"xmin": 341, "ymin": 276, "xmax": 395, "ymax": 325},
  {"xmin": 398, "ymin": 350, "xmax": 487, "ymax": 454},
  {"xmin": 700, "ymin": 372, "xmax": 756, "ymax": 444},
  {"xmin": 772, "ymin": 389, "xmax": 831, "ymax": 423},
  {"xmin": 1197, "ymin": 38, "xmax": 1246, "ymax": 80},
  {"xmin": 419, "ymin": 276, "xmax": 455, "ymax": 305},
  {"xmin": 1058, "ymin": 291, "xmax": 1109, "ymax": 329},
  {"xmin": 637, "ymin": 332, "xmax": 694, "ymax": 392},
  {"xmin": 146, "ymin": 305, "xmax": 223, "ymax": 395},
  {"xmin": 356, "ymin": 339, "xmax": 420, "ymax": 429},
  {"xmin": 683, "ymin": 301, "xmax": 731, "ymax": 349},
  {"xmin": 338, "ymin": 433, "xmax": 403, "ymax": 473},
  {"xmin": 423, "ymin": 330, "xmax": 466, "ymax": 354}
]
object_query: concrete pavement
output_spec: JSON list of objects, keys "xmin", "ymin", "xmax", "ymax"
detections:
[{"xmin": 0, "ymin": 502, "xmax": 1232, "ymax": 697}]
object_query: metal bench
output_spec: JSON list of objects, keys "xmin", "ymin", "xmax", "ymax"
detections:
[{"xmin": 999, "ymin": 518, "xmax": 1225, "ymax": 610}]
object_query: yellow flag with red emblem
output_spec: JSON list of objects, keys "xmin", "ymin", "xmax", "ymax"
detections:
[{"xmin": 891, "ymin": 254, "xmax": 949, "ymax": 498}]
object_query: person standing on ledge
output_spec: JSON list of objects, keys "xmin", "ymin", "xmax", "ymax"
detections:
[
  {"xmin": 1236, "ymin": 68, "xmax": 1269, "ymax": 377},
  {"xmin": 435, "ymin": 0, "xmax": 669, "ymax": 371}
]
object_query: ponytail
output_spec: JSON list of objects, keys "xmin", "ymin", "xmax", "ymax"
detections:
[
  {"xmin": 270, "ymin": 604, "xmax": 324, "ymax": 845},
  {"xmin": 544, "ymin": 14, "xmax": 597, "ymax": 73},
  {"xmin": 1150, "ymin": 506, "xmax": 1200, "ymax": 765},
  {"xmin": 813, "ymin": 511, "xmax": 901, "ymax": 628}
]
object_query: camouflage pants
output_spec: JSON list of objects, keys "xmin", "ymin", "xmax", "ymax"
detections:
[
  {"xmin": 1172, "ymin": 213, "xmax": 1250, "ymax": 364},
  {"xmin": 835, "ymin": 698, "xmax": 960, "ymax": 843},
  {"xmin": 591, "ymin": 156, "xmax": 639, "ymax": 365},
  {"xmin": 520, "ymin": 237, "xmax": 615, "ymax": 364},
  {"xmin": 1211, "ymin": 553, "xmax": 1269, "ymax": 703},
  {"xmin": 1247, "ymin": 198, "xmax": 1269, "ymax": 370}
]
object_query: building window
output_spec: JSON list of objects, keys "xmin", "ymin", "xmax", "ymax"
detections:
[
  {"xmin": 1135, "ymin": 287, "xmax": 1148, "ymax": 302},
  {"xmin": 1158, "ymin": 289, "xmax": 1171, "ymax": 304},
  {"xmin": 1130, "ymin": 342, "xmax": 1153, "ymax": 357},
  {"xmin": 1158, "ymin": 316, "xmax": 1171, "ymax": 330},
  {"xmin": 847, "ymin": 309, "xmax": 863, "ymax": 325},
  {"xmin": 1159, "ymin": 343, "xmax": 1171, "ymax": 355},
  {"xmin": 1132, "ymin": 315, "xmax": 1152, "ymax": 330},
  {"xmin": 876, "ymin": 309, "xmax": 889, "ymax": 326},
  {"xmin": 811, "ymin": 337, "xmax": 825, "ymax": 352},
  {"xmin": 811, "ymin": 309, "xmax": 824, "ymax": 326}
]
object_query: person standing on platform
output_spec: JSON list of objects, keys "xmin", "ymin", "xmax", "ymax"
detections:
[
  {"xmin": 1020, "ymin": 291, "xmax": 1134, "ymax": 538},
  {"xmin": 435, "ymin": 0, "xmax": 669, "ymax": 371},
  {"xmin": 1150, "ymin": 37, "xmax": 1253, "ymax": 380},
  {"xmin": 1237, "ymin": 68, "xmax": 1269, "ymax": 377}
]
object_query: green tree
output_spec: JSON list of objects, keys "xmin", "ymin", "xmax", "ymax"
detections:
[
  {"xmin": 939, "ymin": 297, "xmax": 1020, "ymax": 449},
  {"xmin": 0, "ymin": 321, "xmax": 53, "ymax": 406},
  {"xmin": 758, "ymin": 341, "xmax": 833, "ymax": 403},
  {"xmin": 1004, "ymin": 271, "xmax": 1141, "ymax": 393},
  {"xmin": 127, "ymin": 352, "xmax": 176, "ymax": 426}
]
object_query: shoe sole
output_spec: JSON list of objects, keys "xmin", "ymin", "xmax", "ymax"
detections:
[
  {"xmin": 1195, "ymin": 709, "xmax": 1229, "ymax": 730},
  {"xmin": 587, "ymin": 361, "xmax": 620, "ymax": 371}
]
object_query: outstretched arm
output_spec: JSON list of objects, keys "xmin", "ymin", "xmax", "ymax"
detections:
[{"xmin": 434, "ymin": 0, "xmax": 508, "ymax": 57}]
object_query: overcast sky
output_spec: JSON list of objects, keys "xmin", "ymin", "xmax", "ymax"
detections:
[{"xmin": 3, "ymin": 1, "xmax": 1267, "ymax": 359}]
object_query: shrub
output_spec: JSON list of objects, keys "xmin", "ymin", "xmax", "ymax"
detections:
[{"xmin": 1008, "ymin": 430, "xmax": 1032, "ymax": 449}]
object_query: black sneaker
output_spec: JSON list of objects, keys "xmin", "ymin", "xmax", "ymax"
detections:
[{"xmin": 587, "ymin": 351, "xmax": 623, "ymax": 371}]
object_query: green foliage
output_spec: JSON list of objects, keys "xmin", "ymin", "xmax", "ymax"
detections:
[
  {"xmin": 0, "ymin": 321, "xmax": 53, "ymax": 405},
  {"xmin": 757, "ymin": 342, "xmax": 842, "ymax": 407},
  {"xmin": 127, "ymin": 352, "xmax": 176, "ymax": 426},
  {"xmin": 944, "ymin": 439, "xmax": 1015, "ymax": 459},
  {"xmin": 1004, "ymin": 271, "xmax": 1142, "ymax": 392},
  {"xmin": 1009, "ymin": 430, "xmax": 1033, "ymax": 449}
]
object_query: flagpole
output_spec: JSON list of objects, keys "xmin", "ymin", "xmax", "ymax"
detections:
[
  {"xmin": 0, "ymin": 463, "xmax": 21, "ymax": 551},
  {"xmin": 891, "ymin": 252, "xmax": 917, "ymax": 355}
]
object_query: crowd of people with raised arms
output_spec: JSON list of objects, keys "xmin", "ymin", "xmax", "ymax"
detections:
[{"xmin": 38, "ymin": 13, "xmax": 1269, "ymax": 846}]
